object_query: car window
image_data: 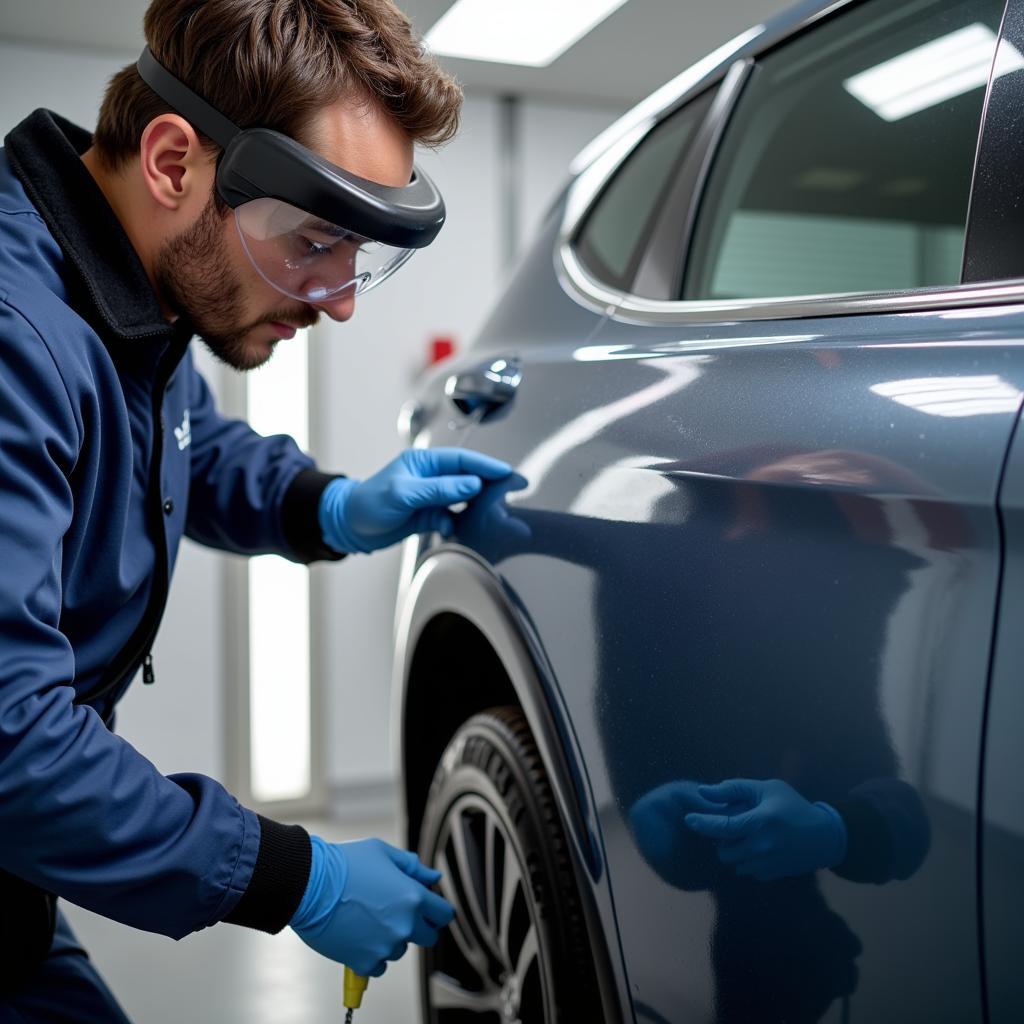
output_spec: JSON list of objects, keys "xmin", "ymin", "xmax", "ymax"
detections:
[
  {"xmin": 682, "ymin": 0, "xmax": 1009, "ymax": 302},
  {"xmin": 574, "ymin": 89, "xmax": 715, "ymax": 293}
]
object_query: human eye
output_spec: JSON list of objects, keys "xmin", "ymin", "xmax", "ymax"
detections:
[{"xmin": 299, "ymin": 235, "xmax": 334, "ymax": 257}]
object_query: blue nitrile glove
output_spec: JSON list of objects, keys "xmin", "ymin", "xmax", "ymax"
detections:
[
  {"xmin": 628, "ymin": 780, "xmax": 737, "ymax": 891},
  {"xmin": 319, "ymin": 448, "xmax": 513, "ymax": 553},
  {"xmin": 684, "ymin": 779, "xmax": 847, "ymax": 883},
  {"xmin": 290, "ymin": 836, "xmax": 455, "ymax": 976}
]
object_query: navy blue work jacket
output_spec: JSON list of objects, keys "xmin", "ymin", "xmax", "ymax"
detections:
[{"xmin": 0, "ymin": 111, "xmax": 341, "ymax": 944}]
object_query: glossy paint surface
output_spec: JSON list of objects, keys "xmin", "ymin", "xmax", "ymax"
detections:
[
  {"xmin": 412, "ymin": 199, "xmax": 1024, "ymax": 1021},
  {"xmin": 400, "ymin": 0, "xmax": 1024, "ymax": 1018},
  {"xmin": 981, "ymin": 415, "xmax": 1024, "ymax": 1023}
]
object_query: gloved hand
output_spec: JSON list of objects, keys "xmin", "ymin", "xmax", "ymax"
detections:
[
  {"xmin": 319, "ymin": 448, "xmax": 513, "ymax": 554},
  {"xmin": 452, "ymin": 471, "xmax": 532, "ymax": 560},
  {"xmin": 290, "ymin": 836, "xmax": 455, "ymax": 976},
  {"xmin": 628, "ymin": 780, "xmax": 736, "ymax": 891},
  {"xmin": 684, "ymin": 779, "xmax": 847, "ymax": 883}
]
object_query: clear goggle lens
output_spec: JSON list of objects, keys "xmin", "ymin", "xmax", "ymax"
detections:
[{"xmin": 234, "ymin": 197, "xmax": 415, "ymax": 303}]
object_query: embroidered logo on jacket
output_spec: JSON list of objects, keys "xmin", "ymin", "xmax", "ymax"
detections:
[{"xmin": 174, "ymin": 409, "xmax": 192, "ymax": 451}]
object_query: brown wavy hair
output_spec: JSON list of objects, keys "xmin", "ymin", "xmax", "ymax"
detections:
[{"xmin": 93, "ymin": 0, "xmax": 462, "ymax": 169}]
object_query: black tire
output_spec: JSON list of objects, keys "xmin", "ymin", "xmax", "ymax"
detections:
[{"xmin": 418, "ymin": 706, "xmax": 602, "ymax": 1023}]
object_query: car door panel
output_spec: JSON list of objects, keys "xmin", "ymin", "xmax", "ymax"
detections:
[
  {"xmin": 442, "ymin": 304, "xmax": 1024, "ymax": 1023},
  {"xmin": 980, "ymin": 411, "xmax": 1024, "ymax": 1023}
]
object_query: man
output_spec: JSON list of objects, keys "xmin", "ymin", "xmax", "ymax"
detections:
[{"xmin": 0, "ymin": 1, "xmax": 511, "ymax": 1018}]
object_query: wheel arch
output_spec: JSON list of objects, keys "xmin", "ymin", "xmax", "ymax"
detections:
[{"xmin": 392, "ymin": 547, "xmax": 633, "ymax": 1023}]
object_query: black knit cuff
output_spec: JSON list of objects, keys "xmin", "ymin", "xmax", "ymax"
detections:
[
  {"xmin": 281, "ymin": 468, "xmax": 347, "ymax": 564},
  {"xmin": 222, "ymin": 815, "xmax": 312, "ymax": 933},
  {"xmin": 830, "ymin": 797, "xmax": 893, "ymax": 885}
]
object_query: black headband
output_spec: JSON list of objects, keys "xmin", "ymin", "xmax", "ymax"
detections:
[{"xmin": 135, "ymin": 47, "xmax": 446, "ymax": 249}]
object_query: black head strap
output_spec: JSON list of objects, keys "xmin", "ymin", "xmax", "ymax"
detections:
[{"xmin": 136, "ymin": 47, "xmax": 239, "ymax": 148}]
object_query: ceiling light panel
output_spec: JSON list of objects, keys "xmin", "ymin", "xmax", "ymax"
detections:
[
  {"xmin": 426, "ymin": 0, "xmax": 630, "ymax": 67},
  {"xmin": 845, "ymin": 24, "xmax": 1022, "ymax": 122}
]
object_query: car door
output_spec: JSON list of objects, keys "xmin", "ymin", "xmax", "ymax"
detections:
[
  {"xmin": 449, "ymin": 0, "xmax": 1024, "ymax": 1021},
  {"xmin": 970, "ymin": 2, "xmax": 1024, "ymax": 1020},
  {"xmin": 981, "ymin": 413, "xmax": 1024, "ymax": 1024}
]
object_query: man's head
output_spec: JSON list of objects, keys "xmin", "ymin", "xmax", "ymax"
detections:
[{"xmin": 89, "ymin": 0, "xmax": 462, "ymax": 370}]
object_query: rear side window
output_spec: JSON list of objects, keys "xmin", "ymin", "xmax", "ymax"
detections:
[
  {"xmin": 574, "ymin": 90, "xmax": 714, "ymax": 293},
  {"xmin": 682, "ymin": 0, "xmax": 1009, "ymax": 301}
]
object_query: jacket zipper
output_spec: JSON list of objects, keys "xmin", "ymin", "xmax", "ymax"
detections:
[{"xmin": 75, "ymin": 339, "xmax": 187, "ymax": 708}]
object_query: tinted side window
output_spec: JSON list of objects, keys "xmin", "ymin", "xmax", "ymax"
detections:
[
  {"xmin": 575, "ymin": 90, "xmax": 714, "ymax": 293},
  {"xmin": 683, "ymin": 0, "xmax": 1009, "ymax": 301}
]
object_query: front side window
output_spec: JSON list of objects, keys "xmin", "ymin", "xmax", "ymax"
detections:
[
  {"xmin": 574, "ymin": 90, "xmax": 715, "ymax": 293},
  {"xmin": 683, "ymin": 0, "xmax": 1010, "ymax": 302}
]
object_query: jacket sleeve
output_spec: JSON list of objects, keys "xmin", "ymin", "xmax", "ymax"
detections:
[
  {"xmin": 184, "ymin": 356, "xmax": 344, "ymax": 564},
  {"xmin": 0, "ymin": 301, "xmax": 309, "ymax": 938}
]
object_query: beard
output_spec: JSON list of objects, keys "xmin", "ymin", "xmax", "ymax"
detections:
[{"xmin": 155, "ymin": 196, "xmax": 318, "ymax": 371}]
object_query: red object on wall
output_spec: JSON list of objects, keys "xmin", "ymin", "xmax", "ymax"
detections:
[{"xmin": 429, "ymin": 336, "xmax": 456, "ymax": 366}]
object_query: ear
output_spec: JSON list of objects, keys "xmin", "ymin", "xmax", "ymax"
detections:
[{"xmin": 138, "ymin": 114, "xmax": 213, "ymax": 211}]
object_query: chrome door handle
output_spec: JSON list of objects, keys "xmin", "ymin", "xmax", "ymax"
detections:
[{"xmin": 445, "ymin": 357, "xmax": 522, "ymax": 416}]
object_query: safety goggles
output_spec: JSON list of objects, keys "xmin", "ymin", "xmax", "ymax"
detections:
[{"xmin": 136, "ymin": 47, "xmax": 445, "ymax": 301}]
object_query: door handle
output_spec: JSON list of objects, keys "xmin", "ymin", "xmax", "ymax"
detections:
[{"xmin": 445, "ymin": 357, "xmax": 522, "ymax": 416}]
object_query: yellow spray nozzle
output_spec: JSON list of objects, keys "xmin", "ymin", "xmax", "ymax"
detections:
[{"xmin": 343, "ymin": 967, "xmax": 369, "ymax": 1010}]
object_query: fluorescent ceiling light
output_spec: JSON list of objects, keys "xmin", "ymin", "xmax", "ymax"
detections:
[
  {"xmin": 845, "ymin": 24, "xmax": 1024, "ymax": 122},
  {"xmin": 871, "ymin": 375, "xmax": 1021, "ymax": 417},
  {"xmin": 426, "ymin": 0, "xmax": 630, "ymax": 67}
]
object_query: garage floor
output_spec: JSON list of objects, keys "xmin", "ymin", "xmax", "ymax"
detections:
[{"xmin": 63, "ymin": 816, "xmax": 420, "ymax": 1024}]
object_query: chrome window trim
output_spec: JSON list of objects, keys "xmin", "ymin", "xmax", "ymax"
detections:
[
  {"xmin": 557, "ymin": 0, "xmax": 1022, "ymax": 326},
  {"xmin": 568, "ymin": 263, "xmax": 1024, "ymax": 325}
]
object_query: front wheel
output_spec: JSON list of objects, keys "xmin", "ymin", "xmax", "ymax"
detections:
[{"xmin": 418, "ymin": 706, "xmax": 601, "ymax": 1023}]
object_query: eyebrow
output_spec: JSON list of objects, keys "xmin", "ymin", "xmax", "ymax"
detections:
[{"xmin": 307, "ymin": 219, "xmax": 351, "ymax": 238}]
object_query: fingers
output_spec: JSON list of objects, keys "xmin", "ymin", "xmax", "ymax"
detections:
[
  {"xmin": 685, "ymin": 809, "xmax": 758, "ymax": 840},
  {"xmin": 405, "ymin": 475, "xmax": 483, "ymax": 510},
  {"xmin": 415, "ymin": 507, "xmax": 454, "ymax": 538},
  {"xmin": 384, "ymin": 845, "xmax": 443, "ymax": 886},
  {"xmin": 421, "ymin": 887, "xmax": 456, "ymax": 928},
  {"xmin": 379, "ymin": 845, "xmax": 455, "ymax": 925},
  {"xmin": 697, "ymin": 780, "xmax": 762, "ymax": 806},
  {"xmin": 410, "ymin": 918, "xmax": 442, "ymax": 948},
  {"xmin": 660, "ymin": 781, "xmax": 728, "ymax": 815},
  {"xmin": 411, "ymin": 448, "xmax": 513, "ymax": 481}
]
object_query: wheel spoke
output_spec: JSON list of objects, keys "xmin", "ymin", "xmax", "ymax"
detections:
[
  {"xmin": 513, "ymin": 923, "xmax": 539, "ymax": 989},
  {"xmin": 485, "ymin": 815, "xmax": 497, "ymax": 938},
  {"xmin": 429, "ymin": 971, "xmax": 502, "ymax": 1013},
  {"xmin": 451, "ymin": 813, "xmax": 503, "ymax": 964},
  {"xmin": 436, "ymin": 850, "xmax": 490, "ymax": 980},
  {"xmin": 498, "ymin": 846, "xmax": 523, "ymax": 967}
]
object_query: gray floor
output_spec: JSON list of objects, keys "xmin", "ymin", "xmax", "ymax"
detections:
[{"xmin": 63, "ymin": 816, "xmax": 420, "ymax": 1024}]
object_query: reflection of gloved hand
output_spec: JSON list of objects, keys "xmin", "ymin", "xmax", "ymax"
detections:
[
  {"xmin": 685, "ymin": 779, "xmax": 847, "ymax": 882},
  {"xmin": 290, "ymin": 836, "xmax": 455, "ymax": 976},
  {"xmin": 628, "ymin": 780, "xmax": 739, "ymax": 891},
  {"xmin": 453, "ymin": 471, "xmax": 532, "ymax": 560},
  {"xmin": 319, "ymin": 449, "xmax": 513, "ymax": 553}
]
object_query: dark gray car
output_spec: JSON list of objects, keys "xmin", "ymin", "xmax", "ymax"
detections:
[{"xmin": 392, "ymin": 0, "xmax": 1024, "ymax": 1020}]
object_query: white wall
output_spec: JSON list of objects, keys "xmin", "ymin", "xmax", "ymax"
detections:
[
  {"xmin": 0, "ymin": 35, "xmax": 620, "ymax": 809},
  {"xmin": 0, "ymin": 40, "xmax": 125, "ymax": 132},
  {"xmin": 519, "ymin": 99, "xmax": 624, "ymax": 249}
]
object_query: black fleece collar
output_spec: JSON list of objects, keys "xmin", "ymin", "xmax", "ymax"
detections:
[{"xmin": 5, "ymin": 109, "xmax": 179, "ymax": 343}]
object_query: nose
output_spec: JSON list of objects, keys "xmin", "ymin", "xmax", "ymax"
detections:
[{"xmin": 314, "ymin": 288, "xmax": 356, "ymax": 322}]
